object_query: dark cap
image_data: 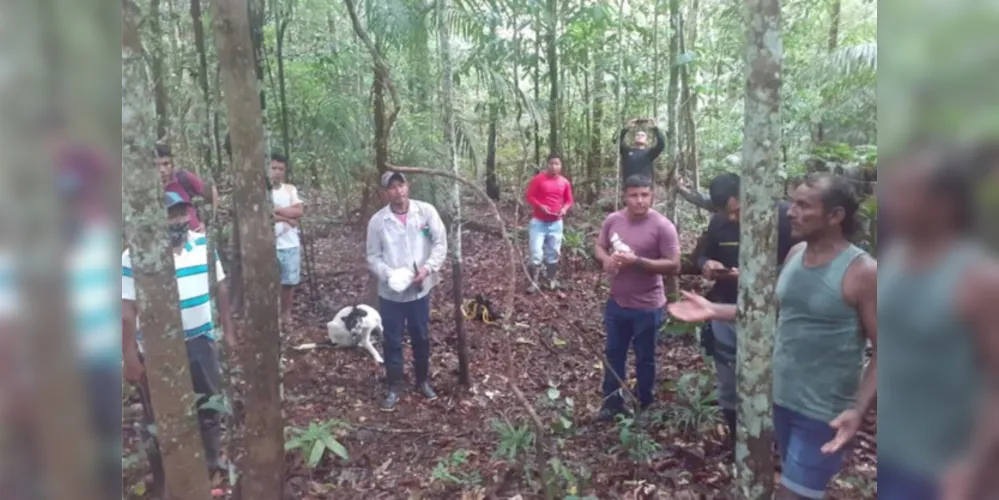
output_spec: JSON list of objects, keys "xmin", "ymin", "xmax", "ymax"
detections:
[{"xmin": 380, "ymin": 171, "xmax": 406, "ymax": 188}]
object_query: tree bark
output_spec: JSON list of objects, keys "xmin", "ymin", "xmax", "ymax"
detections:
[
  {"xmin": 210, "ymin": 1, "xmax": 284, "ymax": 498},
  {"xmin": 190, "ymin": 0, "xmax": 217, "ymax": 173},
  {"xmin": 437, "ymin": 0, "xmax": 470, "ymax": 386},
  {"xmin": 735, "ymin": 0, "xmax": 782, "ymax": 497},
  {"xmin": 123, "ymin": 1, "xmax": 213, "ymax": 497},
  {"xmin": 150, "ymin": 0, "xmax": 170, "ymax": 140},
  {"xmin": 545, "ymin": 0, "xmax": 558, "ymax": 153}
]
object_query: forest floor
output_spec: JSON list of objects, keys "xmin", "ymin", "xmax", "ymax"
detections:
[{"xmin": 122, "ymin": 193, "xmax": 877, "ymax": 500}]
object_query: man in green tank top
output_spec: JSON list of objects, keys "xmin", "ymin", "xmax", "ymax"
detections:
[
  {"xmin": 876, "ymin": 148, "xmax": 999, "ymax": 500},
  {"xmin": 668, "ymin": 173, "xmax": 878, "ymax": 499}
]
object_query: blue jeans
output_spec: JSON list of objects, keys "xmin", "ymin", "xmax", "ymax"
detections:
[
  {"xmin": 601, "ymin": 299, "xmax": 663, "ymax": 410},
  {"xmin": 85, "ymin": 364, "xmax": 123, "ymax": 498},
  {"xmin": 379, "ymin": 295, "xmax": 431, "ymax": 386},
  {"xmin": 528, "ymin": 218, "xmax": 564, "ymax": 266},
  {"xmin": 277, "ymin": 247, "xmax": 301, "ymax": 286},
  {"xmin": 877, "ymin": 460, "xmax": 940, "ymax": 500},
  {"xmin": 774, "ymin": 404, "xmax": 848, "ymax": 499}
]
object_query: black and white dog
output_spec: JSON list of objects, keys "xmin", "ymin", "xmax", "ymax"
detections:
[{"xmin": 292, "ymin": 304, "xmax": 384, "ymax": 364}]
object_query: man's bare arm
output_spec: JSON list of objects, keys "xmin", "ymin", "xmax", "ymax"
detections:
[
  {"xmin": 960, "ymin": 264, "xmax": 999, "ymax": 473},
  {"xmin": 636, "ymin": 254, "xmax": 680, "ymax": 274},
  {"xmin": 275, "ymin": 204, "xmax": 304, "ymax": 219},
  {"xmin": 849, "ymin": 256, "xmax": 878, "ymax": 414}
]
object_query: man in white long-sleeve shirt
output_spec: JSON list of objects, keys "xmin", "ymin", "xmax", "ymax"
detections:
[{"xmin": 366, "ymin": 171, "xmax": 448, "ymax": 411}]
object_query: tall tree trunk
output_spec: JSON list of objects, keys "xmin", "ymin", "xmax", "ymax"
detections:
[
  {"xmin": 190, "ymin": 0, "xmax": 216, "ymax": 173},
  {"xmin": 545, "ymin": 0, "xmax": 558, "ymax": 153},
  {"xmin": 587, "ymin": 56, "xmax": 603, "ymax": 204},
  {"xmin": 485, "ymin": 10, "xmax": 500, "ymax": 200},
  {"xmin": 485, "ymin": 97, "xmax": 500, "ymax": 200},
  {"xmin": 150, "ymin": 0, "xmax": 169, "ymax": 139},
  {"xmin": 10, "ymin": 2, "xmax": 99, "ymax": 499},
  {"xmin": 436, "ymin": 0, "xmax": 470, "ymax": 386},
  {"xmin": 276, "ymin": 6, "xmax": 291, "ymax": 170},
  {"xmin": 123, "ymin": 2, "xmax": 213, "ymax": 497},
  {"xmin": 533, "ymin": 22, "xmax": 541, "ymax": 167},
  {"xmin": 735, "ymin": 0, "xmax": 782, "ymax": 497},
  {"xmin": 652, "ymin": 0, "xmax": 660, "ymax": 117},
  {"xmin": 247, "ymin": 0, "xmax": 266, "ymax": 113},
  {"xmin": 814, "ymin": 0, "xmax": 840, "ymax": 143},
  {"xmin": 210, "ymin": 1, "xmax": 284, "ymax": 498},
  {"xmin": 665, "ymin": 0, "xmax": 679, "ymax": 197}
]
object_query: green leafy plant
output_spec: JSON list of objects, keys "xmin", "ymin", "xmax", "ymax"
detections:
[
  {"xmin": 284, "ymin": 420, "xmax": 350, "ymax": 469},
  {"xmin": 666, "ymin": 372, "xmax": 722, "ymax": 434},
  {"xmin": 431, "ymin": 449, "xmax": 481, "ymax": 486},
  {"xmin": 492, "ymin": 418, "xmax": 535, "ymax": 461},
  {"xmin": 611, "ymin": 415, "xmax": 661, "ymax": 462},
  {"xmin": 535, "ymin": 384, "xmax": 576, "ymax": 435}
]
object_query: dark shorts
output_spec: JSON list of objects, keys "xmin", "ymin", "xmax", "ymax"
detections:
[
  {"xmin": 774, "ymin": 404, "xmax": 848, "ymax": 499},
  {"xmin": 877, "ymin": 460, "xmax": 940, "ymax": 500}
]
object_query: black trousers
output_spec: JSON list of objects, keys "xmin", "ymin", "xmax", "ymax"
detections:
[{"xmin": 136, "ymin": 335, "xmax": 224, "ymax": 490}]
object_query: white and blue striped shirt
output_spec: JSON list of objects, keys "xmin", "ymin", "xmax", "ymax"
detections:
[
  {"xmin": 70, "ymin": 224, "xmax": 119, "ymax": 364},
  {"xmin": 122, "ymin": 231, "xmax": 225, "ymax": 343}
]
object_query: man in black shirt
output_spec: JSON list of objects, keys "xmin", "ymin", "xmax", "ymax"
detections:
[
  {"xmin": 618, "ymin": 118, "xmax": 665, "ymax": 182},
  {"xmin": 696, "ymin": 173, "xmax": 796, "ymax": 451}
]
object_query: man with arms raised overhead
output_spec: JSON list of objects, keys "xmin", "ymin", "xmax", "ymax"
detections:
[
  {"xmin": 524, "ymin": 152, "xmax": 574, "ymax": 292},
  {"xmin": 594, "ymin": 175, "xmax": 680, "ymax": 421},
  {"xmin": 618, "ymin": 118, "xmax": 665, "ymax": 182},
  {"xmin": 367, "ymin": 171, "xmax": 448, "ymax": 412},
  {"xmin": 875, "ymin": 147, "xmax": 999, "ymax": 500},
  {"xmin": 668, "ymin": 173, "xmax": 877, "ymax": 500}
]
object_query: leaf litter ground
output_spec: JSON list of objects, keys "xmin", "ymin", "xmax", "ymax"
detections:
[{"xmin": 122, "ymin": 196, "xmax": 876, "ymax": 499}]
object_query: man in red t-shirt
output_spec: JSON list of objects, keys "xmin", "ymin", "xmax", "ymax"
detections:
[
  {"xmin": 524, "ymin": 152, "xmax": 574, "ymax": 292},
  {"xmin": 154, "ymin": 144, "xmax": 218, "ymax": 232}
]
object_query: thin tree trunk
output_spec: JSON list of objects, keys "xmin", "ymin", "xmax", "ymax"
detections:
[
  {"xmin": 546, "ymin": 0, "xmax": 558, "ymax": 153},
  {"xmin": 276, "ymin": 7, "xmax": 291, "ymax": 167},
  {"xmin": 190, "ymin": 0, "xmax": 216, "ymax": 173},
  {"xmin": 437, "ymin": 0, "xmax": 470, "ymax": 386},
  {"xmin": 735, "ymin": 0, "xmax": 782, "ymax": 497},
  {"xmin": 210, "ymin": 1, "xmax": 284, "ymax": 498},
  {"xmin": 123, "ymin": 1, "xmax": 213, "ymax": 497},
  {"xmin": 150, "ymin": 0, "xmax": 170, "ymax": 139},
  {"xmin": 533, "ymin": 22, "xmax": 541, "ymax": 167},
  {"xmin": 588, "ymin": 56, "xmax": 603, "ymax": 204}
]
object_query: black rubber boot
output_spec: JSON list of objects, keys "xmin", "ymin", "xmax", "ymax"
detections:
[
  {"xmin": 381, "ymin": 366, "xmax": 403, "ymax": 411},
  {"xmin": 722, "ymin": 410, "xmax": 737, "ymax": 443},
  {"xmin": 526, "ymin": 265, "xmax": 542, "ymax": 294},
  {"xmin": 545, "ymin": 262, "xmax": 562, "ymax": 290}
]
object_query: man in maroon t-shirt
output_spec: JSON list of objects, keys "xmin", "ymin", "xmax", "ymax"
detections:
[
  {"xmin": 594, "ymin": 174, "xmax": 681, "ymax": 421},
  {"xmin": 154, "ymin": 144, "xmax": 218, "ymax": 232},
  {"xmin": 524, "ymin": 152, "xmax": 574, "ymax": 292}
]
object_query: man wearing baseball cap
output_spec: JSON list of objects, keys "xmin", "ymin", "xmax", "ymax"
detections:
[
  {"xmin": 366, "ymin": 170, "xmax": 448, "ymax": 411},
  {"xmin": 121, "ymin": 191, "xmax": 237, "ymax": 492}
]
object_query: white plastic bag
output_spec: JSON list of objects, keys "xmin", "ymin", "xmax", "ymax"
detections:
[
  {"xmin": 610, "ymin": 232, "xmax": 632, "ymax": 254},
  {"xmin": 387, "ymin": 267, "xmax": 415, "ymax": 293}
]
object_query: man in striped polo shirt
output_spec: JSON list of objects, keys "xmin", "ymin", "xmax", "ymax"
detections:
[{"xmin": 122, "ymin": 191, "xmax": 236, "ymax": 491}]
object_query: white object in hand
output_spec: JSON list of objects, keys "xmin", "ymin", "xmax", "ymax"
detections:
[
  {"xmin": 610, "ymin": 233, "xmax": 632, "ymax": 254},
  {"xmin": 387, "ymin": 267, "xmax": 415, "ymax": 293}
]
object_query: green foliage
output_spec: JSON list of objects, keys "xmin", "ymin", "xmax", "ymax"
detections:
[
  {"xmin": 284, "ymin": 420, "xmax": 351, "ymax": 469},
  {"xmin": 491, "ymin": 417, "xmax": 536, "ymax": 462},
  {"xmin": 561, "ymin": 226, "xmax": 592, "ymax": 261},
  {"xmin": 611, "ymin": 415, "xmax": 661, "ymax": 463},
  {"xmin": 664, "ymin": 372, "xmax": 722, "ymax": 434},
  {"xmin": 535, "ymin": 384, "xmax": 576, "ymax": 435},
  {"xmin": 431, "ymin": 449, "xmax": 481, "ymax": 486}
]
